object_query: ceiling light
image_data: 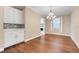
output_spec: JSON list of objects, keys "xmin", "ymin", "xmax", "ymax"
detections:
[{"xmin": 46, "ymin": 7, "xmax": 56, "ymax": 20}]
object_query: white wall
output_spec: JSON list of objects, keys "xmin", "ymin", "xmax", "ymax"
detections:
[
  {"xmin": 24, "ymin": 7, "xmax": 41, "ymax": 41},
  {"xmin": 0, "ymin": 7, "xmax": 4, "ymax": 51},
  {"xmin": 62, "ymin": 15, "xmax": 71, "ymax": 36},
  {"xmin": 70, "ymin": 7, "xmax": 79, "ymax": 47}
]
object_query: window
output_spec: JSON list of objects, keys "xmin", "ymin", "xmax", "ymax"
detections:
[{"xmin": 52, "ymin": 17, "xmax": 60, "ymax": 28}]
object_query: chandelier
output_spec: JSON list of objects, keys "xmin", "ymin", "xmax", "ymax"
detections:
[{"xmin": 46, "ymin": 7, "xmax": 56, "ymax": 20}]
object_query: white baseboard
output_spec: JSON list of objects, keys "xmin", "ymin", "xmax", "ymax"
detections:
[
  {"xmin": 70, "ymin": 36, "xmax": 79, "ymax": 48},
  {"xmin": 0, "ymin": 48, "xmax": 4, "ymax": 52},
  {"xmin": 45, "ymin": 33, "xmax": 70, "ymax": 37},
  {"xmin": 24, "ymin": 35, "xmax": 41, "ymax": 42}
]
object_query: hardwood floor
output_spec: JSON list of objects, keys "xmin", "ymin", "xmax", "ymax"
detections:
[{"xmin": 3, "ymin": 34, "xmax": 79, "ymax": 53}]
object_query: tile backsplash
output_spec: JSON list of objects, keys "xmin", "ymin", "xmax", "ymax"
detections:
[{"xmin": 4, "ymin": 23, "xmax": 25, "ymax": 29}]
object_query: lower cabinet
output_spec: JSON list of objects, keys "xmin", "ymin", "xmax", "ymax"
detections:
[{"xmin": 4, "ymin": 29, "xmax": 24, "ymax": 48}]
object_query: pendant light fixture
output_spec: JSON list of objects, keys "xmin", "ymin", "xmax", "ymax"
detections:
[{"xmin": 46, "ymin": 7, "xmax": 56, "ymax": 20}]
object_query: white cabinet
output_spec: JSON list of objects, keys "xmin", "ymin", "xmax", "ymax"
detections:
[
  {"xmin": 4, "ymin": 7, "xmax": 24, "ymax": 48},
  {"xmin": 4, "ymin": 7, "xmax": 24, "ymax": 24},
  {"xmin": 4, "ymin": 7, "xmax": 15, "ymax": 23},
  {"xmin": 14, "ymin": 9, "xmax": 23, "ymax": 24},
  {"xmin": 16, "ymin": 29, "xmax": 24, "ymax": 43},
  {"xmin": 4, "ymin": 29, "xmax": 17, "ymax": 48},
  {"xmin": 4, "ymin": 29, "xmax": 24, "ymax": 48}
]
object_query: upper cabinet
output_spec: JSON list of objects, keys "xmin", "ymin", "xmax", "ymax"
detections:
[
  {"xmin": 4, "ymin": 7, "xmax": 15, "ymax": 23},
  {"xmin": 14, "ymin": 8, "xmax": 24, "ymax": 24},
  {"xmin": 4, "ymin": 7, "xmax": 24, "ymax": 24}
]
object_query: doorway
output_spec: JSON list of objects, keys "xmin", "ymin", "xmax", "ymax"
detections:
[{"xmin": 40, "ymin": 18, "xmax": 45, "ymax": 35}]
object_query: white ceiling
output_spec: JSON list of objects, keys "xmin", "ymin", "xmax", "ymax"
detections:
[
  {"xmin": 12, "ymin": 6, "xmax": 74, "ymax": 17},
  {"xmin": 31, "ymin": 6, "xmax": 74, "ymax": 17}
]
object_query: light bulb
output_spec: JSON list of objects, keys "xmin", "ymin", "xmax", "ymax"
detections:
[{"xmin": 53, "ymin": 16, "xmax": 56, "ymax": 18}]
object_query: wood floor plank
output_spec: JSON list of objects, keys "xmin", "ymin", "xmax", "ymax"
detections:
[{"xmin": 3, "ymin": 34, "xmax": 79, "ymax": 53}]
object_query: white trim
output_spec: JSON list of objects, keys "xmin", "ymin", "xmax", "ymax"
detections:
[
  {"xmin": 0, "ymin": 48, "xmax": 4, "ymax": 52},
  {"xmin": 70, "ymin": 36, "xmax": 79, "ymax": 48},
  {"xmin": 45, "ymin": 33, "xmax": 70, "ymax": 36},
  {"xmin": 24, "ymin": 35, "xmax": 41, "ymax": 42}
]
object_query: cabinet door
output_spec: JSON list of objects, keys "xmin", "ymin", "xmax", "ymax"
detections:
[
  {"xmin": 4, "ymin": 7, "xmax": 23, "ymax": 24},
  {"xmin": 4, "ymin": 29, "xmax": 24, "ymax": 48},
  {"xmin": 4, "ymin": 29, "xmax": 17, "ymax": 48},
  {"xmin": 4, "ymin": 7, "xmax": 15, "ymax": 23},
  {"xmin": 16, "ymin": 29, "xmax": 24, "ymax": 43},
  {"xmin": 14, "ymin": 9, "xmax": 23, "ymax": 24}
]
